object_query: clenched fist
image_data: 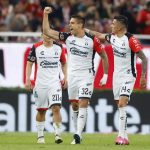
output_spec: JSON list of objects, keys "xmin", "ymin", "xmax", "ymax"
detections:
[{"xmin": 44, "ymin": 7, "xmax": 53, "ymax": 14}]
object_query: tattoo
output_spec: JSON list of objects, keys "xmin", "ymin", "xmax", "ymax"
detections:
[{"xmin": 137, "ymin": 51, "xmax": 147, "ymax": 75}]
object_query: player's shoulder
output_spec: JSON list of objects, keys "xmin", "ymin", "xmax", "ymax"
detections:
[
  {"xmin": 85, "ymin": 32, "xmax": 95, "ymax": 40},
  {"xmin": 33, "ymin": 41, "xmax": 43, "ymax": 48},
  {"xmin": 53, "ymin": 41, "xmax": 63, "ymax": 48},
  {"xmin": 125, "ymin": 32, "xmax": 133, "ymax": 39}
]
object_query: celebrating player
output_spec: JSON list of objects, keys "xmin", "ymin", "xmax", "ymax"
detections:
[
  {"xmin": 42, "ymin": 7, "xmax": 109, "ymax": 144},
  {"xmin": 86, "ymin": 15, "xmax": 147, "ymax": 145}
]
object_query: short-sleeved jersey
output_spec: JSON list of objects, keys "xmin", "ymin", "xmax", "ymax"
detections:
[
  {"xmin": 27, "ymin": 41, "xmax": 66, "ymax": 87},
  {"xmin": 59, "ymin": 32, "xmax": 104, "ymax": 76},
  {"xmin": 105, "ymin": 33, "xmax": 142, "ymax": 78}
]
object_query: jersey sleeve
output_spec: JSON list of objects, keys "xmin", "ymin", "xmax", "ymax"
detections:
[
  {"xmin": 59, "ymin": 32, "xmax": 71, "ymax": 42},
  {"xmin": 27, "ymin": 45, "xmax": 36, "ymax": 62},
  {"xmin": 105, "ymin": 34, "xmax": 112, "ymax": 43},
  {"xmin": 60, "ymin": 47, "xmax": 67, "ymax": 63},
  {"xmin": 129, "ymin": 36, "xmax": 142, "ymax": 53},
  {"xmin": 93, "ymin": 36, "xmax": 104, "ymax": 54}
]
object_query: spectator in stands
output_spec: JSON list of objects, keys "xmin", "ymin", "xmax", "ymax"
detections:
[{"xmin": 137, "ymin": 1, "xmax": 150, "ymax": 34}]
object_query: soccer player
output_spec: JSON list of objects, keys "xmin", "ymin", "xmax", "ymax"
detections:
[
  {"xmin": 42, "ymin": 7, "xmax": 109, "ymax": 144},
  {"xmin": 25, "ymin": 33, "xmax": 67, "ymax": 144},
  {"xmin": 86, "ymin": 15, "xmax": 147, "ymax": 145}
]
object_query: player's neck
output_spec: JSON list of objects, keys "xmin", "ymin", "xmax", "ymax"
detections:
[
  {"xmin": 75, "ymin": 29, "xmax": 85, "ymax": 38},
  {"xmin": 116, "ymin": 29, "xmax": 127, "ymax": 37},
  {"xmin": 43, "ymin": 41, "xmax": 53, "ymax": 47}
]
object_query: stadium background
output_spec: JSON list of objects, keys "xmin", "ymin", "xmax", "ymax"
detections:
[{"xmin": 0, "ymin": 0, "xmax": 150, "ymax": 134}]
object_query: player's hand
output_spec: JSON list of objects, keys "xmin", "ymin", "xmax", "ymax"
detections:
[
  {"xmin": 25, "ymin": 79, "xmax": 32, "ymax": 91},
  {"xmin": 44, "ymin": 7, "xmax": 53, "ymax": 14},
  {"xmin": 61, "ymin": 78, "xmax": 68, "ymax": 89},
  {"xmin": 99, "ymin": 74, "xmax": 108, "ymax": 86},
  {"xmin": 140, "ymin": 76, "xmax": 146, "ymax": 89}
]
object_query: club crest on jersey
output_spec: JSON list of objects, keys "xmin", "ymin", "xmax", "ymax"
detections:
[
  {"xmin": 55, "ymin": 51, "xmax": 58, "ymax": 55},
  {"xmin": 85, "ymin": 40, "xmax": 88, "ymax": 45},
  {"xmin": 122, "ymin": 42, "xmax": 125, "ymax": 46}
]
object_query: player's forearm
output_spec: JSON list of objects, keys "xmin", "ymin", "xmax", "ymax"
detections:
[
  {"xmin": 102, "ymin": 58, "xmax": 109, "ymax": 74},
  {"xmin": 43, "ymin": 12, "xmax": 50, "ymax": 36},
  {"xmin": 141, "ymin": 58, "xmax": 147, "ymax": 77},
  {"xmin": 101, "ymin": 51, "xmax": 109, "ymax": 74},
  {"xmin": 85, "ymin": 28, "xmax": 106, "ymax": 40},
  {"xmin": 61, "ymin": 63, "xmax": 67, "ymax": 79},
  {"xmin": 137, "ymin": 51, "xmax": 147, "ymax": 77},
  {"xmin": 26, "ymin": 62, "xmax": 33, "ymax": 81}
]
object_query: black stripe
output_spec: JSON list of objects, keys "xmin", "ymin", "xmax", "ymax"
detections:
[
  {"xmin": 79, "ymin": 97, "xmax": 91, "ymax": 100},
  {"xmin": 85, "ymin": 32, "xmax": 94, "ymax": 40},
  {"xmin": 125, "ymin": 32, "xmax": 136, "ymax": 78},
  {"xmin": 131, "ymin": 51, "xmax": 136, "ymax": 78},
  {"xmin": 50, "ymin": 103, "xmax": 61, "ymax": 108},
  {"xmin": 92, "ymin": 51, "xmax": 95, "ymax": 75},
  {"xmin": 120, "ymin": 94, "xmax": 129, "ymax": 98}
]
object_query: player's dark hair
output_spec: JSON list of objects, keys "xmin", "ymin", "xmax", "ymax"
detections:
[
  {"xmin": 146, "ymin": 1, "xmax": 150, "ymax": 7},
  {"xmin": 70, "ymin": 15, "xmax": 85, "ymax": 27},
  {"xmin": 114, "ymin": 15, "xmax": 128, "ymax": 28}
]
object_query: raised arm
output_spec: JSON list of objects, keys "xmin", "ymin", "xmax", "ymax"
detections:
[{"xmin": 43, "ymin": 7, "xmax": 59, "ymax": 40}]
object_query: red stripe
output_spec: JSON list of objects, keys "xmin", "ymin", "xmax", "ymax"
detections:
[
  {"xmin": 69, "ymin": 99, "xmax": 79, "ymax": 102},
  {"xmin": 36, "ymin": 108, "xmax": 48, "ymax": 111}
]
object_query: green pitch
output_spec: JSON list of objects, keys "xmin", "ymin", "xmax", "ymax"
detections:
[{"xmin": 0, "ymin": 132, "xmax": 150, "ymax": 150}]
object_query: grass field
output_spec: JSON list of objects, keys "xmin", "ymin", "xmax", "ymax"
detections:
[{"xmin": 0, "ymin": 132, "xmax": 150, "ymax": 150}]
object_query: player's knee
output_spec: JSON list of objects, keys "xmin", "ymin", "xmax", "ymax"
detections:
[
  {"xmin": 118, "ymin": 96, "xmax": 128, "ymax": 107},
  {"xmin": 38, "ymin": 110, "xmax": 46, "ymax": 115},
  {"xmin": 79, "ymin": 99, "xmax": 89, "ymax": 108},
  {"xmin": 71, "ymin": 101, "xmax": 79, "ymax": 111},
  {"xmin": 51, "ymin": 105, "xmax": 60, "ymax": 114}
]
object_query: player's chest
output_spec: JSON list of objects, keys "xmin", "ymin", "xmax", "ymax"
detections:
[
  {"xmin": 111, "ymin": 37, "xmax": 130, "ymax": 52},
  {"xmin": 36, "ymin": 47, "xmax": 61, "ymax": 61},
  {"xmin": 67, "ymin": 37, "xmax": 93, "ymax": 51}
]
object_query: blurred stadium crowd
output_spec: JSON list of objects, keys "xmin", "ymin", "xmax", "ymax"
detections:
[{"xmin": 0, "ymin": 0, "xmax": 150, "ymax": 42}]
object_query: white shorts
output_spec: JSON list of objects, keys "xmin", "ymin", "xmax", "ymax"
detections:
[
  {"xmin": 68, "ymin": 74, "xmax": 94, "ymax": 100},
  {"xmin": 33, "ymin": 84, "xmax": 62, "ymax": 110},
  {"xmin": 113, "ymin": 75, "xmax": 136, "ymax": 100}
]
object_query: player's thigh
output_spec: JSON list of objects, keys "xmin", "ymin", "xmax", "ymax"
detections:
[
  {"xmin": 113, "ymin": 75, "xmax": 121, "ymax": 100},
  {"xmin": 48, "ymin": 85, "xmax": 62, "ymax": 107},
  {"xmin": 78, "ymin": 76, "xmax": 94, "ymax": 99},
  {"xmin": 119, "ymin": 77, "xmax": 136, "ymax": 99},
  {"xmin": 33, "ymin": 87, "xmax": 49, "ymax": 109},
  {"xmin": 68, "ymin": 76, "xmax": 79, "ymax": 100}
]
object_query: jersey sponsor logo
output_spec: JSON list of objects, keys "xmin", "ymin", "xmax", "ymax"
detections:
[
  {"xmin": 70, "ymin": 47, "xmax": 88, "ymax": 57},
  {"xmin": 40, "ymin": 51, "xmax": 44, "ymax": 55},
  {"xmin": 40, "ymin": 60, "xmax": 58, "ymax": 68},
  {"xmin": 113, "ymin": 47, "xmax": 127, "ymax": 58}
]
